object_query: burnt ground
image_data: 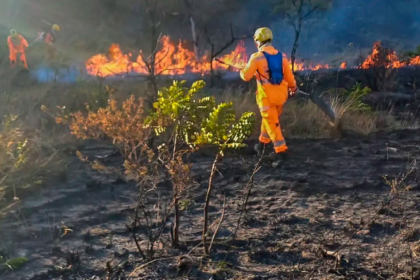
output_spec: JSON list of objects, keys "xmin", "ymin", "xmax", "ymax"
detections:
[{"xmin": 2, "ymin": 129, "xmax": 420, "ymax": 280}]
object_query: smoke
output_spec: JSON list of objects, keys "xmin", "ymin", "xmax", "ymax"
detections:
[
  {"xmin": 31, "ymin": 66, "xmax": 80, "ymax": 83},
  {"xmin": 3, "ymin": 0, "xmax": 420, "ymax": 75},
  {"xmin": 268, "ymin": 0, "xmax": 420, "ymax": 63}
]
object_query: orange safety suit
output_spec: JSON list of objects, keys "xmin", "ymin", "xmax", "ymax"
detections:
[
  {"xmin": 7, "ymin": 34, "xmax": 29, "ymax": 69},
  {"xmin": 240, "ymin": 44, "xmax": 297, "ymax": 154},
  {"xmin": 37, "ymin": 31, "xmax": 57, "ymax": 60}
]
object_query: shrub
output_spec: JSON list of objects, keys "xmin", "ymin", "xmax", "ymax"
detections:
[
  {"xmin": 65, "ymin": 80, "xmax": 256, "ymax": 257},
  {"xmin": 281, "ymin": 83, "xmax": 399, "ymax": 138},
  {"xmin": 362, "ymin": 41, "xmax": 398, "ymax": 91},
  {"xmin": 146, "ymin": 80, "xmax": 255, "ymax": 252},
  {"xmin": 0, "ymin": 114, "xmax": 60, "ymax": 214}
]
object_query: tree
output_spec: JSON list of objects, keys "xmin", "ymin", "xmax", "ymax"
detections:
[
  {"xmin": 145, "ymin": 80, "xmax": 208, "ymax": 247},
  {"xmin": 273, "ymin": 0, "xmax": 332, "ymax": 71},
  {"xmin": 205, "ymin": 24, "xmax": 253, "ymax": 86},
  {"xmin": 191, "ymin": 101, "xmax": 255, "ymax": 255},
  {"xmin": 146, "ymin": 80, "xmax": 255, "ymax": 250}
]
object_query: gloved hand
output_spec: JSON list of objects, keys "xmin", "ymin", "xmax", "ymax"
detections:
[{"xmin": 288, "ymin": 86, "xmax": 299, "ymax": 98}]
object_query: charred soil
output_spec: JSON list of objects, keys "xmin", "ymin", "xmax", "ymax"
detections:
[{"xmin": 1, "ymin": 129, "xmax": 420, "ymax": 279}]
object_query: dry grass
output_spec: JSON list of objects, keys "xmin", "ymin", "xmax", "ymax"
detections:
[
  {"xmin": 0, "ymin": 78, "xmax": 85, "ymax": 214},
  {"xmin": 0, "ymin": 77, "xmax": 403, "ymax": 214},
  {"xmin": 207, "ymin": 86, "xmax": 402, "ymax": 139}
]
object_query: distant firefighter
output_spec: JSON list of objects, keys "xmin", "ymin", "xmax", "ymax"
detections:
[
  {"xmin": 36, "ymin": 24, "xmax": 60, "ymax": 60},
  {"xmin": 240, "ymin": 27, "xmax": 298, "ymax": 167},
  {"xmin": 8, "ymin": 29, "xmax": 29, "ymax": 69}
]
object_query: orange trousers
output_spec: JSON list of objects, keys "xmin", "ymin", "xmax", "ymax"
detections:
[
  {"xmin": 46, "ymin": 44, "xmax": 57, "ymax": 61},
  {"xmin": 9, "ymin": 50, "xmax": 28, "ymax": 69},
  {"xmin": 259, "ymin": 105, "xmax": 287, "ymax": 153}
]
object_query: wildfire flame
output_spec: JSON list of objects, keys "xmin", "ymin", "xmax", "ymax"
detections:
[
  {"xmin": 86, "ymin": 36, "xmax": 248, "ymax": 77},
  {"xmin": 85, "ymin": 37, "xmax": 420, "ymax": 77},
  {"xmin": 359, "ymin": 41, "xmax": 420, "ymax": 69}
]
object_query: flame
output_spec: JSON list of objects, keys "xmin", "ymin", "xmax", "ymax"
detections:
[
  {"xmin": 360, "ymin": 41, "xmax": 420, "ymax": 69},
  {"xmin": 360, "ymin": 41, "xmax": 403, "ymax": 69},
  {"xmin": 86, "ymin": 36, "xmax": 248, "ymax": 77},
  {"xmin": 85, "ymin": 37, "xmax": 420, "ymax": 77},
  {"xmin": 410, "ymin": 56, "xmax": 420, "ymax": 65}
]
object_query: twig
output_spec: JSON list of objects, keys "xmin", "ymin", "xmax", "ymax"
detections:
[
  {"xmin": 230, "ymin": 149, "xmax": 266, "ymax": 239},
  {"xmin": 408, "ymin": 244, "xmax": 414, "ymax": 280},
  {"xmin": 306, "ymin": 161, "xmax": 417, "ymax": 278},
  {"xmin": 0, "ymin": 200, "xmax": 20, "ymax": 216},
  {"xmin": 129, "ymin": 204, "xmax": 147, "ymax": 260},
  {"xmin": 187, "ymin": 241, "xmax": 203, "ymax": 256},
  {"xmin": 129, "ymin": 253, "xmax": 201, "ymax": 277},
  {"xmin": 129, "ymin": 256, "xmax": 179, "ymax": 276},
  {"xmin": 208, "ymin": 193, "xmax": 227, "ymax": 253}
]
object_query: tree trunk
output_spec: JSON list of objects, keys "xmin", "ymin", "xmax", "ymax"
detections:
[
  {"xmin": 202, "ymin": 153, "xmax": 220, "ymax": 255},
  {"xmin": 291, "ymin": 17, "xmax": 303, "ymax": 73},
  {"xmin": 172, "ymin": 196, "xmax": 180, "ymax": 247},
  {"xmin": 147, "ymin": 1, "xmax": 159, "ymax": 102},
  {"xmin": 291, "ymin": 29, "xmax": 300, "ymax": 73},
  {"xmin": 209, "ymin": 46, "xmax": 215, "ymax": 87},
  {"xmin": 189, "ymin": 15, "xmax": 199, "ymax": 61}
]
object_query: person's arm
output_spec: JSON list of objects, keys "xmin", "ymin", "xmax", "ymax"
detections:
[
  {"xmin": 282, "ymin": 53, "xmax": 297, "ymax": 91},
  {"xmin": 7, "ymin": 37, "xmax": 14, "ymax": 49},
  {"xmin": 240, "ymin": 53, "xmax": 259, "ymax": 81},
  {"xmin": 35, "ymin": 32, "xmax": 44, "ymax": 42}
]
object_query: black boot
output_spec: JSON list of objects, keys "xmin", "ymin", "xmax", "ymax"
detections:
[
  {"xmin": 271, "ymin": 152, "xmax": 289, "ymax": 168},
  {"xmin": 254, "ymin": 142, "xmax": 266, "ymax": 157}
]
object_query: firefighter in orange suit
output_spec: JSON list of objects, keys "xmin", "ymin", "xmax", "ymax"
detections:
[
  {"xmin": 36, "ymin": 24, "xmax": 60, "ymax": 61},
  {"xmin": 8, "ymin": 29, "xmax": 29, "ymax": 69},
  {"xmin": 240, "ymin": 27, "xmax": 298, "ymax": 166}
]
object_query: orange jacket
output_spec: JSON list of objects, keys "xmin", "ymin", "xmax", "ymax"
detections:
[
  {"xmin": 8, "ymin": 35, "xmax": 28, "ymax": 53},
  {"xmin": 240, "ymin": 45, "xmax": 296, "ymax": 106},
  {"xmin": 37, "ymin": 31, "xmax": 55, "ymax": 44}
]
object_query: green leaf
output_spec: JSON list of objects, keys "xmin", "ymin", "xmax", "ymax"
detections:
[{"xmin": 5, "ymin": 257, "xmax": 29, "ymax": 270}]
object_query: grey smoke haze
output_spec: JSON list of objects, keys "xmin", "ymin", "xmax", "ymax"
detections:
[
  {"xmin": 1, "ymin": 0, "xmax": 420, "ymax": 65},
  {"xmin": 268, "ymin": 0, "xmax": 420, "ymax": 62}
]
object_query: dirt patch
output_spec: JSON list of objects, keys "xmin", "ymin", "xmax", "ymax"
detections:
[{"xmin": 1, "ymin": 129, "xmax": 420, "ymax": 279}]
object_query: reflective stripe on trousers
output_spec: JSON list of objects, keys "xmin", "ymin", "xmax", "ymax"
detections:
[
  {"xmin": 259, "ymin": 106, "xmax": 270, "ymax": 112},
  {"xmin": 274, "ymin": 140, "xmax": 286, "ymax": 148},
  {"xmin": 261, "ymin": 132, "xmax": 269, "ymax": 139}
]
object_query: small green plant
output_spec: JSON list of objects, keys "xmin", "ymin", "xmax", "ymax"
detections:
[
  {"xmin": 194, "ymin": 101, "xmax": 255, "ymax": 255},
  {"xmin": 147, "ymin": 80, "xmax": 255, "ymax": 254},
  {"xmin": 216, "ymin": 260, "xmax": 232, "ymax": 272},
  {"xmin": 66, "ymin": 80, "xmax": 255, "ymax": 257},
  {"xmin": 178, "ymin": 199, "xmax": 194, "ymax": 211},
  {"xmin": 331, "ymin": 83, "xmax": 372, "ymax": 124},
  {"xmin": 0, "ymin": 256, "xmax": 28, "ymax": 272},
  {"xmin": 346, "ymin": 83, "xmax": 371, "ymax": 111},
  {"xmin": 146, "ymin": 80, "xmax": 209, "ymax": 247}
]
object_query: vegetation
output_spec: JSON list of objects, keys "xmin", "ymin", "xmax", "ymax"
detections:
[
  {"xmin": 271, "ymin": 0, "xmax": 332, "ymax": 71},
  {"xmin": 62, "ymin": 80, "xmax": 255, "ymax": 257},
  {"xmin": 0, "ymin": 1, "xmax": 418, "ymax": 278}
]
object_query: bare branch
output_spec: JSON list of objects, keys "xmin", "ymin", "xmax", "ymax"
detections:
[
  {"xmin": 147, "ymin": 33, "xmax": 163, "ymax": 61},
  {"xmin": 286, "ymin": 13, "xmax": 298, "ymax": 31},
  {"xmin": 302, "ymin": 6, "xmax": 319, "ymax": 20},
  {"xmin": 208, "ymin": 193, "xmax": 227, "ymax": 253}
]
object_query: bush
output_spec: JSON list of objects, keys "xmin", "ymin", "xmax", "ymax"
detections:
[
  {"xmin": 65, "ymin": 80, "xmax": 256, "ymax": 257},
  {"xmin": 362, "ymin": 41, "xmax": 398, "ymax": 91},
  {"xmin": 145, "ymin": 80, "xmax": 256, "ymax": 254},
  {"xmin": 213, "ymin": 85, "xmax": 393, "ymax": 139},
  {"xmin": 0, "ymin": 114, "xmax": 62, "ymax": 215},
  {"xmin": 281, "ymin": 83, "xmax": 398, "ymax": 137}
]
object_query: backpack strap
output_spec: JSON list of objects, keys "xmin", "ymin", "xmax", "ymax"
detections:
[{"xmin": 256, "ymin": 51, "xmax": 270, "ymax": 83}]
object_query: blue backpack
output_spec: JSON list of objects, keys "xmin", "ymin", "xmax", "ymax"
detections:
[{"xmin": 261, "ymin": 51, "xmax": 284, "ymax": 85}]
